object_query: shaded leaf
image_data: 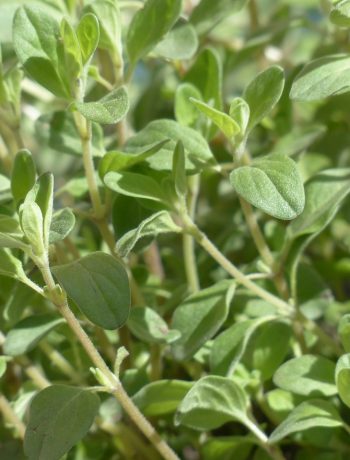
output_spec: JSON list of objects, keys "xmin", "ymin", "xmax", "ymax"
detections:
[{"xmin": 128, "ymin": 307, "xmax": 180, "ymax": 344}]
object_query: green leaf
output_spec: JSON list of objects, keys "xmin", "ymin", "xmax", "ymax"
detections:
[
  {"xmin": 133, "ymin": 380, "xmax": 192, "ymax": 416},
  {"xmin": 52, "ymin": 252, "xmax": 130, "ymax": 329},
  {"xmin": 171, "ymin": 281, "xmax": 235, "ymax": 360},
  {"xmin": 210, "ymin": 316, "xmax": 273, "ymax": 376},
  {"xmin": 0, "ymin": 248, "xmax": 27, "ymax": 281},
  {"xmin": 229, "ymin": 97, "xmax": 250, "ymax": 136},
  {"xmin": 125, "ymin": 119, "xmax": 215, "ymax": 172},
  {"xmin": 172, "ymin": 141, "xmax": 187, "ymax": 200},
  {"xmin": 252, "ymin": 321, "xmax": 292, "ymax": 382},
  {"xmin": 290, "ymin": 55, "xmax": 350, "ymax": 101},
  {"xmin": 330, "ymin": 0, "xmax": 350, "ymax": 27},
  {"xmin": 271, "ymin": 125, "xmax": 326, "ymax": 157},
  {"xmin": 99, "ymin": 140, "xmax": 168, "ymax": 178},
  {"xmin": 338, "ymin": 315, "xmax": 350, "ymax": 353},
  {"xmin": 116, "ymin": 211, "xmax": 181, "ymax": 257},
  {"xmin": 273, "ymin": 355, "xmax": 337, "ymax": 397},
  {"xmin": 35, "ymin": 173, "xmax": 54, "ymax": 251},
  {"xmin": 154, "ymin": 19, "xmax": 198, "ymax": 60},
  {"xmin": 3, "ymin": 314, "xmax": 64, "ymax": 356},
  {"xmin": 190, "ymin": 0, "xmax": 248, "ymax": 35},
  {"xmin": 13, "ymin": 5, "xmax": 70, "ymax": 98},
  {"xmin": 175, "ymin": 375, "xmax": 249, "ymax": 430},
  {"xmin": 24, "ymin": 385, "xmax": 100, "ymax": 460},
  {"xmin": 244, "ymin": 66, "xmax": 285, "ymax": 132},
  {"xmin": 60, "ymin": 18, "xmax": 82, "ymax": 84},
  {"xmin": 75, "ymin": 86, "xmax": 129, "ymax": 124},
  {"xmin": 49, "ymin": 208, "xmax": 75, "ymax": 244},
  {"xmin": 84, "ymin": 0, "xmax": 121, "ymax": 53},
  {"xmin": 190, "ymin": 98, "xmax": 240, "ymax": 138},
  {"xmin": 269, "ymin": 400, "xmax": 343, "ymax": 444},
  {"xmin": 104, "ymin": 171, "xmax": 169, "ymax": 204},
  {"xmin": 288, "ymin": 168, "xmax": 350, "ymax": 239},
  {"xmin": 76, "ymin": 13, "xmax": 100, "ymax": 65},
  {"xmin": 335, "ymin": 354, "xmax": 350, "ymax": 408},
  {"xmin": 184, "ymin": 47, "xmax": 222, "ymax": 110},
  {"xmin": 175, "ymin": 83, "xmax": 202, "ymax": 127},
  {"xmin": 230, "ymin": 154, "xmax": 305, "ymax": 220},
  {"xmin": 20, "ymin": 200, "xmax": 45, "ymax": 256},
  {"xmin": 126, "ymin": 0, "xmax": 182, "ymax": 65},
  {"xmin": 0, "ymin": 215, "xmax": 28, "ymax": 251},
  {"xmin": 11, "ymin": 149, "xmax": 36, "ymax": 207},
  {"xmin": 128, "ymin": 307, "xmax": 180, "ymax": 344}
]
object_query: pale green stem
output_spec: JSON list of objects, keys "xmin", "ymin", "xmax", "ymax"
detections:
[
  {"xmin": 0, "ymin": 395, "xmax": 26, "ymax": 439},
  {"xmin": 244, "ymin": 419, "xmax": 286, "ymax": 460},
  {"xmin": 182, "ymin": 216, "xmax": 293, "ymax": 315},
  {"xmin": 183, "ymin": 175, "xmax": 200, "ymax": 293},
  {"xmin": 36, "ymin": 256, "xmax": 180, "ymax": 460}
]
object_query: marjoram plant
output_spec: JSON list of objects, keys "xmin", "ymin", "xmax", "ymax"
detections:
[{"xmin": 1, "ymin": 0, "xmax": 350, "ymax": 459}]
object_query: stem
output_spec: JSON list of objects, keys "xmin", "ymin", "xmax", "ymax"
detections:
[
  {"xmin": 183, "ymin": 175, "xmax": 200, "ymax": 292},
  {"xmin": 248, "ymin": 0, "xmax": 259, "ymax": 31},
  {"xmin": 73, "ymin": 113, "xmax": 104, "ymax": 219},
  {"xmin": 244, "ymin": 419, "xmax": 286, "ymax": 460},
  {"xmin": 37, "ymin": 257, "xmax": 179, "ymax": 460},
  {"xmin": 182, "ymin": 216, "xmax": 293, "ymax": 315},
  {"xmin": 39, "ymin": 341, "xmax": 83, "ymax": 383},
  {"xmin": 0, "ymin": 395, "xmax": 26, "ymax": 439},
  {"xmin": 150, "ymin": 345, "xmax": 162, "ymax": 381}
]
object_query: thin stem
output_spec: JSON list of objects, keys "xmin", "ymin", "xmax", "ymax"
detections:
[
  {"xmin": 183, "ymin": 175, "xmax": 200, "ymax": 292},
  {"xmin": 36, "ymin": 256, "xmax": 179, "ymax": 460},
  {"xmin": 0, "ymin": 395, "xmax": 26, "ymax": 439},
  {"xmin": 150, "ymin": 344, "xmax": 162, "ymax": 381},
  {"xmin": 244, "ymin": 419, "xmax": 286, "ymax": 460},
  {"xmin": 182, "ymin": 216, "xmax": 293, "ymax": 315},
  {"xmin": 248, "ymin": 0, "xmax": 259, "ymax": 31}
]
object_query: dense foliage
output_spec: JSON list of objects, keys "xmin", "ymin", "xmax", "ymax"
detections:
[{"xmin": 1, "ymin": 0, "xmax": 350, "ymax": 459}]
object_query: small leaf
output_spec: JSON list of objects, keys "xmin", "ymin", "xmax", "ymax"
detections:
[
  {"xmin": 184, "ymin": 47, "xmax": 222, "ymax": 111},
  {"xmin": 175, "ymin": 375, "xmax": 249, "ymax": 430},
  {"xmin": 104, "ymin": 171, "xmax": 169, "ymax": 204},
  {"xmin": 273, "ymin": 355, "xmax": 337, "ymax": 397},
  {"xmin": 154, "ymin": 19, "xmax": 198, "ymax": 60},
  {"xmin": 269, "ymin": 400, "xmax": 343, "ymax": 444},
  {"xmin": 128, "ymin": 307, "xmax": 180, "ymax": 344},
  {"xmin": 84, "ymin": 0, "xmax": 122, "ymax": 56},
  {"xmin": 116, "ymin": 211, "xmax": 181, "ymax": 257},
  {"xmin": 76, "ymin": 13, "xmax": 100, "ymax": 65},
  {"xmin": 290, "ymin": 55, "xmax": 350, "ymax": 101},
  {"xmin": 20, "ymin": 201, "xmax": 45, "ymax": 255},
  {"xmin": 190, "ymin": 0, "xmax": 247, "ymax": 35},
  {"xmin": 11, "ymin": 149, "xmax": 36, "ymax": 207},
  {"xmin": 229, "ymin": 97, "xmax": 250, "ymax": 135},
  {"xmin": 171, "ymin": 281, "xmax": 235, "ymax": 360},
  {"xmin": 3, "ymin": 314, "xmax": 64, "ymax": 356},
  {"xmin": 60, "ymin": 18, "xmax": 82, "ymax": 84},
  {"xmin": 244, "ymin": 66, "xmax": 285, "ymax": 132},
  {"xmin": 335, "ymin": 354, "xmax": 350, "ymax": 408},
  {"xmin": 13, "ymin": 6, "xmax": 70, "ymax": 98},
  {"xmin": 125, "ymin": 119, "xmax": 215, "ymax": 172},
  {"xmin": 99, "ymin": 140, "xmax": 168, "ymax": 178},
  {"xmin": 330, "ymin": 0, "xmax": 350, "ymax": 27},
  {"xmin": 24, "ymin": 385, "xmax": 100, "ymax": 460},
  {"xmin": 0, "ymin": 248, "xmax": 27, "ymax": 282},
  {"xmin": 49, "ymin": 208, "xmax": 75, "ymax": 244},
  {"xmin": 175, "ymin": 83, "xmax": 202, "ymax": 127},
  {"xmin": 126, "ymin": 0, "xmax": 182, "ymax": 65},
  {"xmin": 190, "ymin": 98, "xmax": 240, "ymax": 138},
  {"xmin": 172, "ymin": 141, "xmax": 187, "ymax": 200},
  {"xmin": 210, "ymin": 316, "xmax": 273, "ymax": 376},
  {"xmin": 288, "ymin": 168, "xmax": 350, "ymax": 239},
  {"xmin": 52, "ymin": 252, "xmax": 130, "ymax": 330},
  {"xmin": 133, "ymin": 380, "xmax": 192, "ymax": 416},
  {"xmin": 338, "ymin": 315, "xmax": 350, "ymax": 352},
  {"xmin": 0, "ymin": 215, "xmax": 28, "ymax": 251},
  {"xmin": 230, "ymin": 154, "xmax": 305, "ymax": 220},
  {"xmin": 35, "ymin": 173, "xmax": 54, "ymax": 250},
  {"xmin": 75, "ymin": 86, "xmax": 129, "ymax": 124}
]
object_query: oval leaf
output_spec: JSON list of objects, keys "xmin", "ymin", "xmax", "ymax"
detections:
[
  {"xmin": 52, "ymin": 252, "xmax": 130, "ymax": 330},
  {"xmin": 24, "ymin": 385, "xmax": 100, "ymax": 460},
  {"xmin": 273, "ymin": 355, "xmax": 337, "ymax": 397},
  {"xmin": 335, "ymin": 353, "xmax": 350, "ymax": 408},
  {"xmin": 230, "ymin": 154, "xmax": 305, "ymax": 220}
]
